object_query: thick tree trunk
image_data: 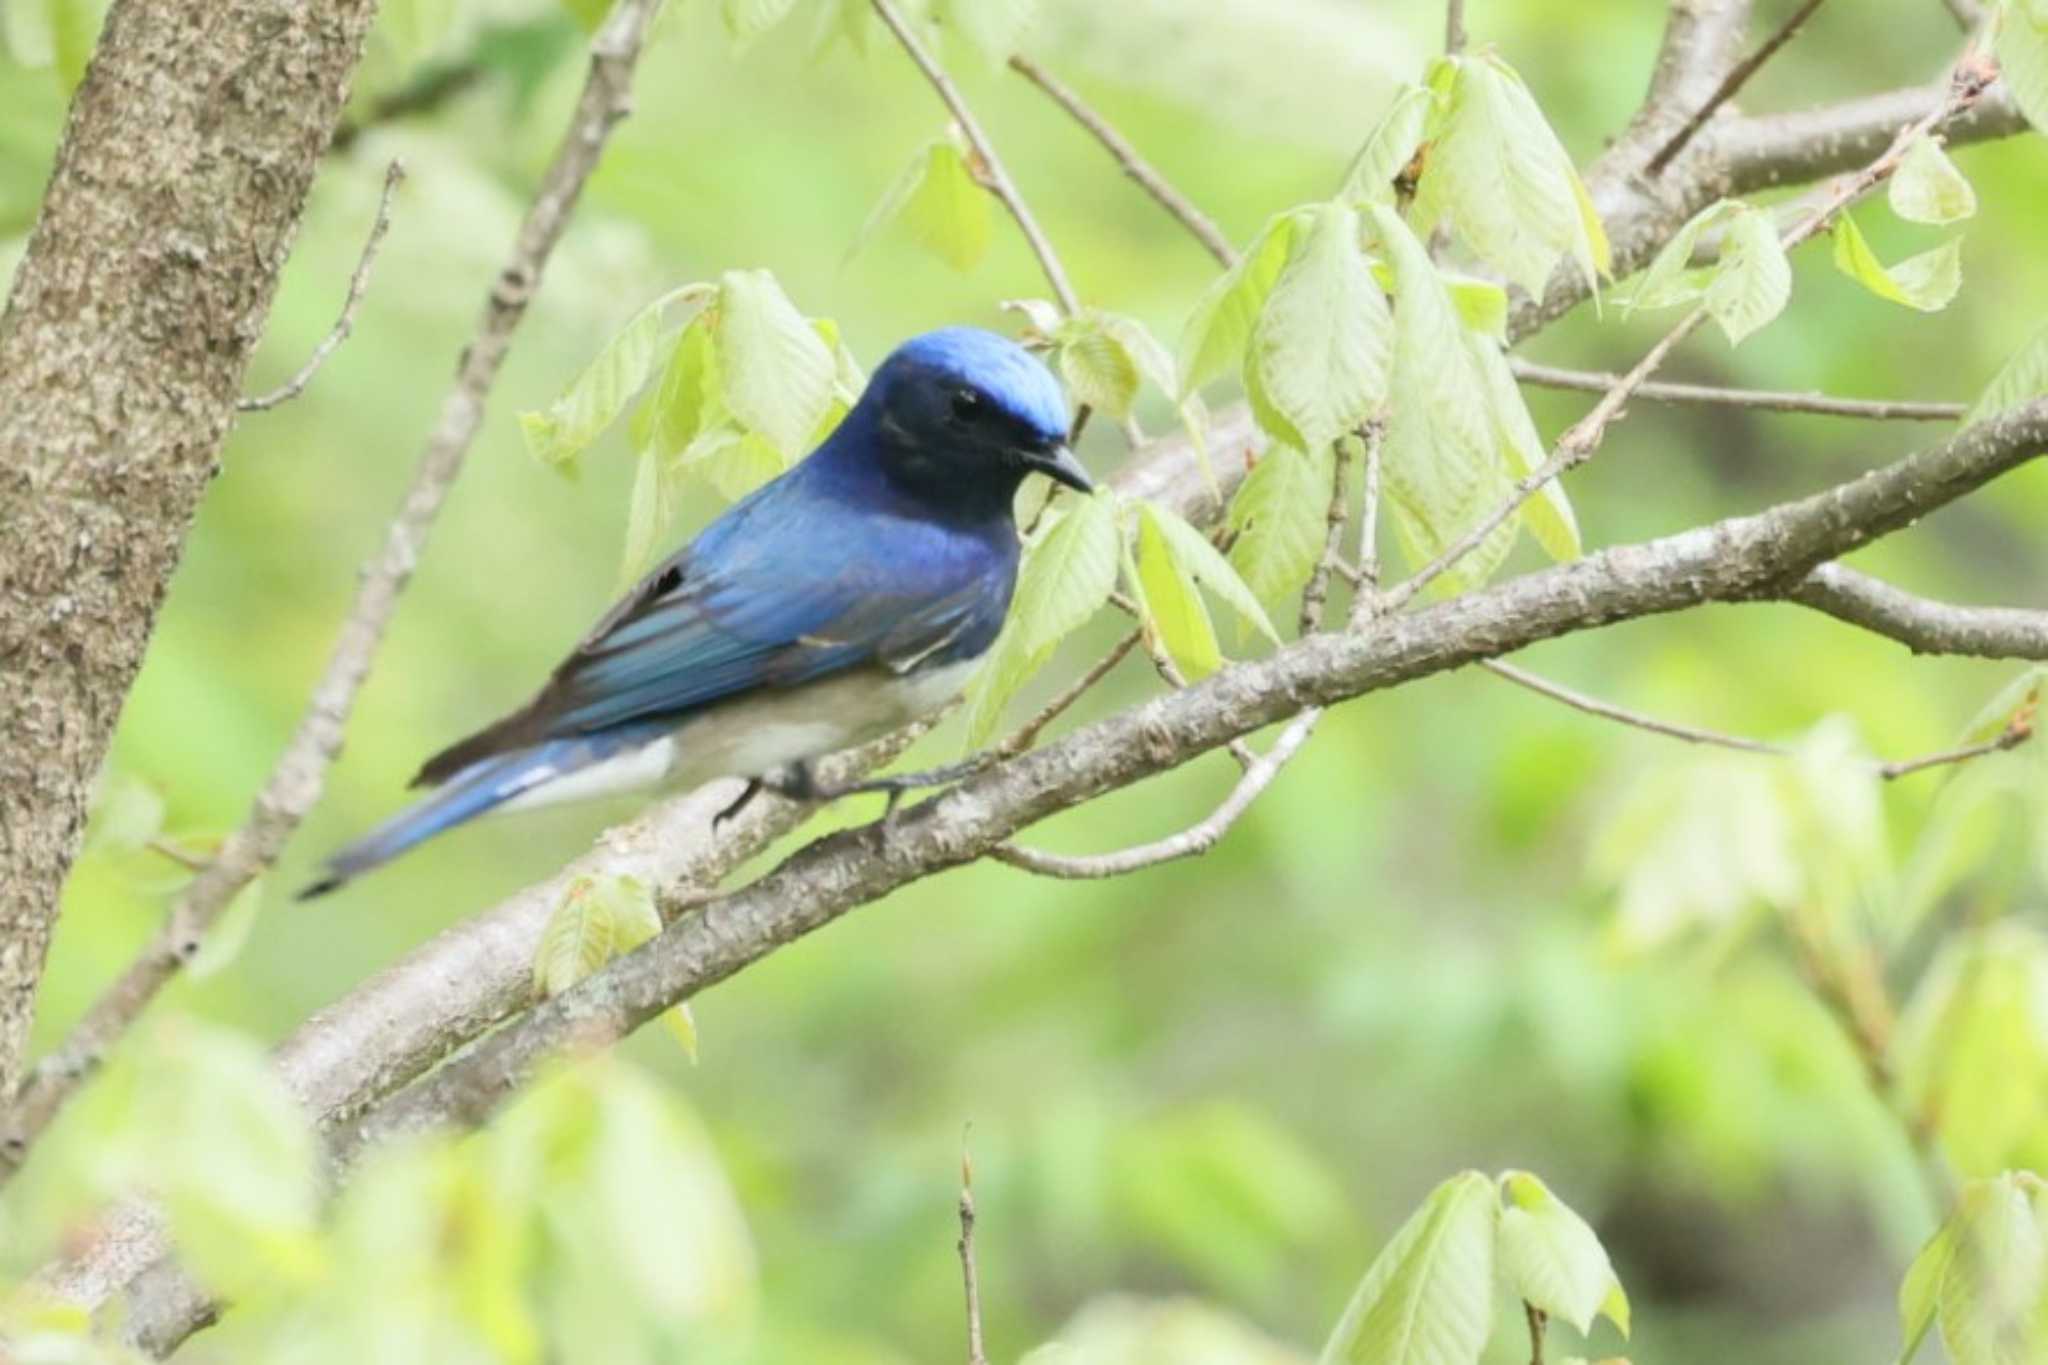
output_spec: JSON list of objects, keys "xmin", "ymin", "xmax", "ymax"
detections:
[{"xmin": 0, "ymin": 0, "xmax": 380, "ymax": 1095}]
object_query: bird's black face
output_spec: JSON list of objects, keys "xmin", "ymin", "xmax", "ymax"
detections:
[{"xmin": 868, "ymin": 335, "xmax": 1092, "ymax": 520}]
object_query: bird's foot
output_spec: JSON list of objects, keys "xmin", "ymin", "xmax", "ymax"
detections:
[
  {"xmin": 712, "ymin": 777, "xmax": 766, "ymax": 829},
  {"xmin": 741, "ymin": 755, "xmax": 993, "ymax": 827}
]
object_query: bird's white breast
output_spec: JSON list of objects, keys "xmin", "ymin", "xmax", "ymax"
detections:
[{"xmin": 499, "ymin": 658, "xmax": 980, "ymax": 813}]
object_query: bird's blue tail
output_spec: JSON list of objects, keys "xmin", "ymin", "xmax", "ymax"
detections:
[{"xmin": 300, "ymin": 736, "xmax": 619, "ymax": 900}]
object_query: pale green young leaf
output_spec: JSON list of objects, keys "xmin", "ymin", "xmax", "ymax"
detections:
[
  {"xmin": 1370, "ymin": 204, "xmax": 1519, "ymax": 591},
  {"xmin": 619, "ymin": 443, "xmax": 673, "ymax": 587},
  {"xmin": 1228, "ymin": 443, "xmax": 1335, "ymax": 602},
  {"xmin": 848, "ymin": 140, "xmax": 935, "ymax": 261},
  {"xmin": 1615, "ymin": 199, "xmax": 1730, "ymax": 314},
  {"xmin": 519, "ymin": 300, "xmax": 669, "ymax": 473},
  {"xmin": 1899, "ymin": 1223, "xmax": 1956, "ymax": 1365},
  {"xmin": 935, "ymin": 0, "xmax": 1038, "ymax": 63},
  {"xmin": 1443, "ymin": 273, "xmax": 1508, "ymax": 340},
  {"xmin": 1421, "ymin": 54, "xmax": 1599, "ymax": 298},
  {"xmin": 1056, "ymin": 315, "xmax": 1142, "ymax": 419},
  {"xmin": 1966, "ymin": 322, "xmax": 2048, "ymax": 424},
  {"xmin": 962, "ymin": 491, "xmax": 1120, "ymax": 746},
  {"xmin": 1497, "ymin": 1171, "xmax": 1629, "ymax": 1338},
  {"xmin": 1891, "ymin": 135, "xmax": 1978, "ymax": 224},
  {"xmin": 723, "ymin": 0, "xmax": 800, "ymax": 44},
  {"xmin": 1143, "ymin": 499, "xmax": 1280, "ymax": 643},
  {"xmin": 1136, "ymin": 505, "xmax": 1223, "ymax": 678},
  {"xmin": 85, "ymin": 772, "xmax": 166, "ymax": 855},
  {"xmin": 682, "ymin": 424, "xmax": 787, "ymax": 503},
  {"xmin": 713, "ymin": 268, "xmax": 835, "ymax": 458},
  {"xmin": 534, "ymin": 876, "xmax": 622, "ymax": 998},
  {"xmin": 1465, "ymin": 329, "xmax": 1578, "ymax": 560},
  {"xmin": 1996, "ymin": 4, "xmax": 2048, "ymax": 135},
  {"xmin": 186, "ymin": 879, "xmax": 265, "ymax": 980},
  {"xmin": 1958, "ymin": 666, "xmax": 2045, "ymax": 744},
  {"xmin": 1248, "ymin": 201, "xmax": 1391, "ymax": 451},
  {"xmin": 630, "ymin": 317, "xmax": 721, "ymax": 460},
  {"xmin": 1177, "ymin": 209, "xmax": 1302, "ymax": 397},
  {"xmin": 1936, "ymin": 1173, "xmax": 2048, "ymax": 1365},
  {"xmin": 598, "ymin": 877, "xmax": 696, "ymax": 1060},
  {"xmin": 1895, "ymin": 926, "xmax": 2048, "ymax": 1176},
  {"xmin": 1317, "ymin": 1171, "xmax": 1500, "ymax": 1365},
  {"xmin": 1704, "ymin": 205, "xmax": 1791, "ymax": 345},
  {"xmin": 1339, "ymin": 83, "xmax": 1434, "ymax": 205},
  {"xmin": 1832, "ymin": 214, "xmax": 1963, "ymax": 312},
  {"xmin": 905, "ymin": 137, "xmax": 995, "ymax": 271}
]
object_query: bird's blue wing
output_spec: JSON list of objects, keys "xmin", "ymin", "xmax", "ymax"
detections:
[{"xmin": 413, "ymin": 474, "xmax": 1013, "ymax": 785}]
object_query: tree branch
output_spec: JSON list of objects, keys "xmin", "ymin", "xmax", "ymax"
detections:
[
  {"xmin": 1791, "ymin": 563, "xmax": 2048, "ymax": 659},
  {"xmin": 1, "ymin": 0, "xmax": 664, "ymax": 1183},
  {"xmin": 1006, "ymin": 55, "xmax": 1236, "ymax": 270},
  {"xmin": 958, "ymin": 1146, "xmax": 989, "ymax": 1365},
  {"xmin": 1483, "ymin": 659, "xmax": 1789, "ymax": 756},
  {"xmin": 1509, "ymin": 359, "xmax": 1965, "ymax": 421},
  {"xmin": 1645, "ymin": 0, "xmax": 1830, "ymax": 175},
  {"xmin": 237, "ymin": 161, "xmax": 406, "ymax": 413},
  {"xmin": 871, "ymin": 0, "xmax": 1080, "ymax": 314}
]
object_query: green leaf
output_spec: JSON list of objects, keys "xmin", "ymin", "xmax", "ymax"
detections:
[
  {"xmin": 1497, "ymin": 1171, "xmax": 1629, "ymax": 1338},
  {"xmin": 1419, "ymin": 54, "xmax": 1603, "ymax": 298},
  {"xmin": 1228, "ymin": 443, "xmax": 1335, "ymax": 603},
  {"xmin": 619, "ymin": 443, "xmax": 673, "ymax": 586},
  {"xmin": 1615, "ymin": 199, "xmax": 1730, "ymax": 314},
  {"xmin": 1248, "ymin": 201, "xmax": 1391, "ymax": 451},
  {"xmin": 935, "ymin": 0, "xmax": 1038, "ymax": 63},
  {"xmin": 1318, "ymin": 1171, "xmax": 1500, "ymax": 1365},
  {"xmin": 1960, "ymin": 666, "xmax": 2045, "ymax": 744},
  {"xmin": 1056, "ymin": 314, "xmax": 1142, "ymax": 419},
  {"xmin": 186, "ymin": 878, "xmax": 265, "ymax": 980},
  {"xmin": 962, "ymin": 490, "xmax": 1120, "ymax": 746},
  {"xmin": 1896, "ymin": 926, "xmax": 2048, "ymax": 1177},
  {"xmin": 1177, "ymin": 210, "xmax": 1302, "ymax": 397},
  {"xmin": 1833, "ymin": 214, "xmax": 1964, "ymax": 312},
  {"xmin": 905, "ymin": 137, "xmax": 995, "ymax": 271},
  {"xmin": 1340, "ymin": 83, "xmax": 1434, "ymax": 205},
  {"xmin": 630, "ymin": 317, "xmax": 720, "ymax": 461},
  {"xmin": 85, "ymin": 772, "xmax": 166, "ymax": 855},
  {"xmin": 1900, "ymin": 1222, "xmax": 1956, "ymax": 1365},
  {"xmin": 1937, "ymin": 1173, "xmax": 2048, "ymax": 1365},
  {"xmin": 534, "ymin": 876, "xmax": 625, "ymax": 998},
  {"xmin": 1465, "ymin": 330, "xmax": 1579, "ymax": 560},
  {"xmin": 1891, "ymin": 135, "xmax": 1978, "ymax": 224},
  {"xmin": 713, "ymin": 269, "xmax": 835, "ymax": 458},
  {"xmin": 1966, "ymin": 323, "xmax": 2048, "ymax": 424},
  {"xmin": 519, "ymin": 300, "xmax": 669, "ymax": 473},
  {"xmin": 680, "ymin": 424, "xmax": 787, "ymax": 503},
  {"xmin": 1370, "ymin": 204, "xmax": 1519, "ymax": 591},
  {"xmin": 723, "ymin": 0, "xmax": 800, "ymax": 44},
  {"xmin": 848, "ymin": 140, "xmax": 936, "ymax": 261},
  {"xmin": 1142, "ymin": 500, "xmax": 1280, "ymax": 644},
  {"xmin": 1442, "ymin": 273, "xmax": 1508, "ymax": 341},
  {"xmin": 1997, "ymin": 3, "xmax": 2048, "ymax": 136},
  {"xmin": 1705, "ymin": 205, "xmax": 1791, "ymax": 344},
  {"xmin": 1135, "ymin": 505, "xmax": 1223, "ymax": 678}
]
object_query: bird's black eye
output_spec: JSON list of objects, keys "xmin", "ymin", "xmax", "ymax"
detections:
[{"xmin": 950, "ymin": 387, "xmax": 985, "ymax": 422}]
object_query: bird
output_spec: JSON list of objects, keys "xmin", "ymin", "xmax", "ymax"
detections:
[{"xmin": 300, "ymin": 326, "xmax": 1090, "ymax": 899}]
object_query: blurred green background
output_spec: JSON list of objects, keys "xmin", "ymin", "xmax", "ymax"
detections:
[{"xmin": 7, "ymin": 0, "xmax": 2048, "ymax": 1360}]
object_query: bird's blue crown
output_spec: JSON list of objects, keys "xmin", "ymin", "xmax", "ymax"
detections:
[{"xmin": 880, "ymin": 326, "xmax": 1069, "ymax": 447}]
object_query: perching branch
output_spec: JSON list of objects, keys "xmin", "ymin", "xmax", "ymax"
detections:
[
  {"xmin": 1508, "ymin": 359, "xmax": 1966, "ymax": 422},
  {"xmin": 238, "ymin": 161, "xmax": 407, "ymax": 413},
  {"xmin": 1007, "ymin": 55, "xmax": 1236, "ymax": 270},
  {"xmin": 1791, "ymin": 563, "xmax": 2048, "ymax": 660},
  {"xmin": 871, "ymin": 0, "xmax": 1081, "ymax": 314},
  {"xmin": 1, "ymin": 0, "xmax": 665, "ymax": 1183},
  {"xmin": 326, "ymin": 399, "xmax": 2048, "ymax": 1173},
  {"xmin": 1645, "ymin": 0, "xmax": 1831, "ymax": 175},
  {"xmin": 958, "ymin": 1146, "xmax": 989, "ymax": 1365}
]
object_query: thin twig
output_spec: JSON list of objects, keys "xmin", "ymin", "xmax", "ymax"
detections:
[
  {"xmin": 1444, "ymin": 0, "xmax": 1468, "ymax": 56},
  {"xmin": 144, "ymin": 838, "xmax": 209, "ymax": 874},
  {"xmin": 1878, "ymin": 719, "xmax": 2033, "ymax": 779},
  {"xmin": 1391, "ymin": 59, "xmax": 1992, "ymax": 613},
  {"xmin": 1299, "ymin": 442, "xmax": 1354, "ymax": 635},
  {"xmin": 1524, "ymin": 1302, "xmax": 1547, "ymax": 1365},
  {"xmin": 0, "ymin": 0, "xmax": 664, "ymax": 1180},
  {"xmin": 991, "ymin": 707, "xmax": 1320, "ymax": 879},
  {"xmin": 998, "ymin": 630, "xmax": 1140, "ymax": 756},
  {"xmin": 1509, "ymin": 359, "xmax": 1965, "ymax": 422},
  {"xmin": 872, "ymin": 0, "xmax": 1080, "ymax": 314},
  {"xmin": 1647, "ymin": 0, "xmax": 1831, "ymax": 175},
  {"xmin": 1349, "ymin": 425, "xmax": 1386, "ymax": 630},
  {"xmin": 238, "ymin": 162, "xmax": 406, "ymax": 412},
  {"xmin": 1792, "ymin": 563, "xmax": 2048, "ymax": 660},
  {"xmin": 1007, "ymin": 55, "xmax": 1236, "ymax": 270},
  {"xmin": 1484, "ymin": 660, "xmax": 1788, "ymax": 756},
  {"xmin": 958, "ymin": 1143, "xmax": 988, "ymax": 1365}
]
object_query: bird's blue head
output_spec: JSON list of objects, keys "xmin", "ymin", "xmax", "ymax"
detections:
[{"xmin": 856, "ymin": 326, "xmax": 1091, "ymax": 518}]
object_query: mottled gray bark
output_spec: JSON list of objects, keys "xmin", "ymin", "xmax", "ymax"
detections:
[{"xmin": 0, "ymin": 0, "xmax": 380, "ymax": 1095}]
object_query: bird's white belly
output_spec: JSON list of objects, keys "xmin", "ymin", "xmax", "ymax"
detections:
[{"xmin": 499, "ymin": 658, "xmax": 978, "ymax": 813}]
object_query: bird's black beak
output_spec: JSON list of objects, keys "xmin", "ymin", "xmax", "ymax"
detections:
[{"xmin": 1022, "ymin": 442, "xmax": 1094, "ymax": 494}]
